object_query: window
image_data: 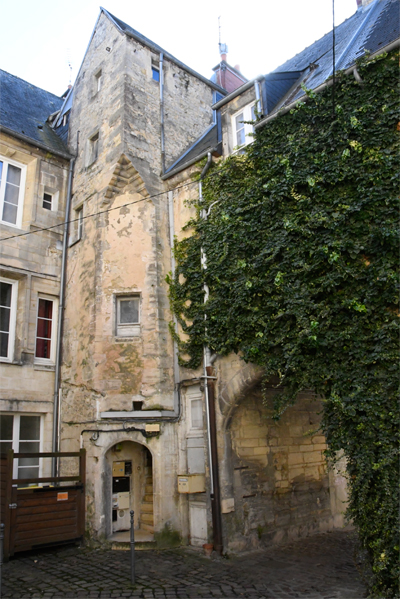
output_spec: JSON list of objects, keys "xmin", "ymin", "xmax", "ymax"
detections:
[
  {"xmin": 76, "ymin": 206, "xmax": 83, "ymax": 240},
  {"xmin": 95, "ymin": 70, "xmax": 102, "ymax": 93},
  {"xmin": 0, "ymin": 414, "xmax": 42, "ymax": 483},
  {"xmin": 88, "ymin": 132, "xmax": 99, "ymax": 165},
  {"xmin": 35, "ymin": 297, "xmax": 57, "ymax": 363},
  {"xmin": 152, "ymin": 66, "xmax": 160, "ymax": 82},
  {"xmin": 231, "ymin": 104, "xmax": 257, "ymax": 150},
  {"xmin": 0, "ymin": 157, "xmax": 26, "ymax": 227},
  {"xmin": 0, "ymin": 278, "xmax": 17, "ymax": 362},
  {"xmin": 43, "ymin": 192, "xmax": 52, "ymax": 210},
  {"xmin": 116, "ymin": 295, "xmax": 140, "ymax": 336}
]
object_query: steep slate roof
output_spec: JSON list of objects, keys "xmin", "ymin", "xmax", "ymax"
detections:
[
  {"xmin": 0, "ymin": 70, "xmax": 70, "ymax": 156},
  {"xmin": 271, "ymin": 0, "xmax": 399, "ymax": 109},
  {"xmin": 163, "ymin": 124, "xmax": 221, "ymax": 178}
]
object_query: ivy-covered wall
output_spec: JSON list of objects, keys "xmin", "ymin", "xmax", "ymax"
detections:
[{"xmin": 169, "ymin": 51, "xmax": 399, "ymax": 596}]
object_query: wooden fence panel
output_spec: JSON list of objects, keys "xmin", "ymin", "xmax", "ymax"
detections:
[{"xmin": 1, "ymin": 449, "xmax": 86, "ymax": 559}]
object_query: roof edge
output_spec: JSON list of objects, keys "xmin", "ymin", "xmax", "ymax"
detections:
[
  {"xmin": 0, "ymin": 125, "xmax": 74, "ymax": 160},
  {"xmin": 161, "ymin": 146, "xmax": 220, "ymax": 180},
  {"xmin": 102, "ymin": 8, "xmax": 227, "ymax": 95},
  {"xmin": 255, "ymin": 37, "xmax": 400, "ymax": 131},
  {"xmin": 212, "ymin": 75, "xmax": 264, "ymax": 110}
]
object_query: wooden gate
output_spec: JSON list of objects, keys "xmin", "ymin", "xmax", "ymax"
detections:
[{"xmin": 1, "ymin": 449, "xmax": 86, "ymax": 560}]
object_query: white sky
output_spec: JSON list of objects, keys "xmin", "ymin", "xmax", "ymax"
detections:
[{"xmin": 1, "ymin": 0, "xmax": 357, "ymax": 97}]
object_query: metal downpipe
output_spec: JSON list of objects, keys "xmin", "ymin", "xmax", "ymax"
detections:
[{"xmin": 52, "ymin": 152, "xmax": 76, "ymax": 477}]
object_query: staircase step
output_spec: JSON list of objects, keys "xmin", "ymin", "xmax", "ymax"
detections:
[
  {"xmin": 143, "ymin": 494, "xmax": 153, "ymax": 502},
  {"xmin": 140, "ymin": 513, "xmax": 154, "ymax": 525},
  {"xmin": 140, "ymin": 522, "xmax": 154, "ymax": 533},
  {"xmin": 141, "ymin": 502, "xmax": 153, "ymax": 513},
  {"xmin": 145, "ymin": 484, "xmax": 153, "ymax": 494},
  {"xmin": 145, "ymin": 475, "xmax": 153, "ymax": 484}
]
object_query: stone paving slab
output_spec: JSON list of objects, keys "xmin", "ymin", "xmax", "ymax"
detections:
[{"xmin": 1, "ymin": 530, "xmax": 366, "ymax": 599}]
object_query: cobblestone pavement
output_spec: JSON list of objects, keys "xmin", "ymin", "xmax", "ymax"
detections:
[{"xmin": 1, "ymin": 530, "xmax": 366, "ymax": 599}]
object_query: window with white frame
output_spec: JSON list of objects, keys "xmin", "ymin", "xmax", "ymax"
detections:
[
  {"xmin": 0, "ymin": 278, "xmax": 18, "ymax": 362},
  {"xmin": 231, "ymin": 104, "xmax": 257, "ymax": 150},
  {"xmin": 35, "ymin": 296, "xmax": 57, "ymax": 363},
  {"xmin": 0, "ymin": 157, "xmax": 26, "ymax": 228},
  {"xmin": 116, "ymin": 295, "xmax": 140, "ymax": 336},
  {"xmin": 0, "ymin": 413, "xmax": 42, "ymax": 483}
]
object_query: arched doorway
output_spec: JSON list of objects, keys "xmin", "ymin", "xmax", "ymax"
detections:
[{"xmin": 104, "ymin": 441, "xmax": 153, "ymax": 539}]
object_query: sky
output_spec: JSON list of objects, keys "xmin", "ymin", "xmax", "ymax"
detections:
[{"xmin": 0, "ymin": 0, "xmax": 357, "ymax": 97}]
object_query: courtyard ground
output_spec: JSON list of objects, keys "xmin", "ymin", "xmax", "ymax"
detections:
[{"xmin": 1, "ymin": 530, "xmax": 366, "ymax": 599}]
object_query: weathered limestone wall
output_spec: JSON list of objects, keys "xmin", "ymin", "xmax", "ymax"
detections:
[
  {"xmin": 218, "ymin": 381, "xmax": 348, "ymax": 552},
  {"xmin": 0, "ymin": 132, "xmax": 69, "ymax": 454}
]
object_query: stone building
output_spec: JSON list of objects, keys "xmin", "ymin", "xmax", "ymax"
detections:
[
  {"xmin": 0, "ymin": 70, "xmax": 71, "ymax": 479},
  {"xmin": 1, "ymin": 0, "xmax": 398, "ymax": 553}
]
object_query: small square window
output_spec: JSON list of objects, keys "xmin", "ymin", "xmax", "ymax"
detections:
[
  {"xmin": 116, "ymin": 295, "xmax": 140, "ymax": 336},
  {"xmin": 152, "ymin": 67, "xmax": 160, "ymax": 82},
  {"xmin": 43, "ymin": 193, "xmax": 52, "ymax": 210}
]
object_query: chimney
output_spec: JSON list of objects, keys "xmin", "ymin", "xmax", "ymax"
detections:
[
  {"xmin": 219, "ymin": 42, "xmax": 228, "ymax": 62},
  {"xmin": 356, "ymin": 0, "xmax": 362, "ymax": 7},
  {"xmin": 234, "ymin": 64, "xmax": 241, "ymax": 73}
]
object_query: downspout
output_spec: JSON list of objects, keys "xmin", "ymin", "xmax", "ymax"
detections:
[
  {"xmin": 254, "ymin": 79, "xmax": 263, "ymax": 117},
  {"xmin": 52, "ymin": 143, "xmax": 77, "ymax": 477},
  {"xmin": 160, "ymin": 52, "xmax": 166, "ymax": 174},
  {"xmin": 168, "ymin": 190, "xmax": 181, "ymax": 419},
  {"xmin": 200, "ymin": 152, "xmax": 223, "ymax": 554}
]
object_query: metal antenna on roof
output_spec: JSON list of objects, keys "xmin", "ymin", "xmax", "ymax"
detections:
[
  {"xmin": 332, "ymin": 0, "xmax": 336, "ymax": 118},
  {"xmin": 218, "ymin": 16, "xmax": 222, "ymax": 54}
]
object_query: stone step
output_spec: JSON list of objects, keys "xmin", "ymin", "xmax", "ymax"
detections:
[
  {"xmin": 145, "ymin": 484, "xmax": 153, "ymax": 494},
  {"xmin": 145, "ymin": 475, "xmax": 153, "ymax": 484},
  {"xmin": 143, "ymin": 494, "xmax": 153, "ymax": 503},
  {"xmin": 139, "ymin": 522, "xmax": 154, "ymax": 533},
  {"xmin": 140, "ymin": 512, "xmax": 154, "ymax": 525},
  {"xmin": 141, "ymin": 502, "xmax": 153, "ymax": 513}
]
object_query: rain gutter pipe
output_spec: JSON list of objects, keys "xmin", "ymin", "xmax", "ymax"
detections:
[
  {"xmin": 52, "ymin": 138, "xmax": 77, "ymax": 477},
  {"xmin": 255, "ymin": 39, "xmax": 400, "ymax": 131},
  {"xmin": 200, "ymin": 152, "xmax": 223, "ymax": 554},
  {"xmin": 160, "ymin": 53, "xmax": 166, "ymax": 174}
]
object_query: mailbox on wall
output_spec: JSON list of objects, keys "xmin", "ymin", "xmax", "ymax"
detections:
[{"xmin": 177, "ymin": 474, "xmax": 206, "ymax": 493}]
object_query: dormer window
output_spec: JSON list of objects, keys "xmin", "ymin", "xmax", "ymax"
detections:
[{"xmin": 232, "ymin": 104, "xmax": 257, "ymax": 150}]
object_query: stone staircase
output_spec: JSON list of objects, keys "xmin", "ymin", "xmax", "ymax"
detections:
[{"xmin": 139, "ymin": 466, "xmax": 154, "ymax": 534}]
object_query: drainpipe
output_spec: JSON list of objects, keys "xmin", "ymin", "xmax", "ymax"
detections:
[
  {"xmin": 199, "ymin": 152, "xmax": 223, "ymax": 554},
  {"xmin": 52, "ymin": 151, "xmax": 76, "ymax": 477},
  {"xmin": 160, "ymin": 53, "xmax": 166, "ymax": 174},
  {"xmin": 254, "ymin": 79, "xmax": 263, "ymax": 117},
  {"xmin": 167, "ymin": 190, "xmax": 181, "ymax": 419}
]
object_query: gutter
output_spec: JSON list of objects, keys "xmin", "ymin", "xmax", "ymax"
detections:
[
  {"xmin": 199, "ymin": 152, "xmax": 223, "ymax": 555},
  {"xmin": 255, "ymin": 38, "xmax": 400, "ymax": 131},
  {"xmin": 161, "ymin": 146, "xmax": 220, "ymax": 180},
  {"xmin": 212, "ymin": 75, "xmax": 264, "ymax": 111},
  {"xmin": 0, "ymin": 125, "xmax": 73, "ymax": 161}
]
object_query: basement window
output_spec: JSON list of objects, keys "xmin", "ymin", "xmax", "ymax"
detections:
[{"xmin": 116, "ymin": 295, "xmax": 140, "ymax": 336}]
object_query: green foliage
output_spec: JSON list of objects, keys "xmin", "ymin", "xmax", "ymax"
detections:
[{"xmin": 168, "ymin": 52, "xmax": 400, "ymax": 596}]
